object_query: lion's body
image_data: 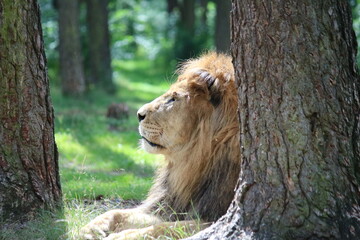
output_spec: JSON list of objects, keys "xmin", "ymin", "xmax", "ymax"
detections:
[{"xmin": 81, "ymin": 52, "xmax": 241, "ymax": 240}]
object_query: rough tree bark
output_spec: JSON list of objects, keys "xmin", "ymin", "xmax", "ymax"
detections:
[
  {"xmin": 187, "ymin": 0, "xmax": 360, "ymax": 239},
  {"xmin": 0, "ymin": 0, "xmax": 62, "ymax": 222},
  {"xmin": 215, "ymin": 0, "xmax": 231, "ymax": 53},
  {"xmin": 58, "ymin": 0, "xmax": 86, "ymax": 96},
  {"xmin": 85, "ymin": 0, "xmax": 115, "ymax": 93}
]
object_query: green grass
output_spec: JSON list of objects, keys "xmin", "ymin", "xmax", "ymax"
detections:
[
  {"xmin": 54, "ymin": 59, "xmax": 172, "ymax": 201},
  {"xmin": 0, "ymin": 200, "xmax": 128, "ymax": 240},
  {"xmin": 0, "ymin": 209, "xmax": 67, "ymax": 240},
  {"xmin": 0, "ymin": 200, "xmax": 203, "ymax": 240}
]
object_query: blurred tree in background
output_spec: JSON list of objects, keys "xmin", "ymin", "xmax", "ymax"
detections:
[
  {"xmin": 85, "ymin": 0, "xmax": 115, "ymax": 93},
  {"xmin": 38, "ymin": 0, "xmax": 360, "ymax": 95},
  {"xmin": 215, "ymin": 0, "xmax": 230, "ymax": 52},
  {"xmin": 173, "ymin": 0, "xmax": 199, "ymax": 59},
  {"xmin": 38, "ymin": 0, "xmax": 233, "ymax": 93},
  {"xmin": 56, "ymin": 0, "xmax": 86, "ymax": 96}
]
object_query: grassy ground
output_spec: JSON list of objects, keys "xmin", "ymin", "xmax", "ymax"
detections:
[
  {"xmin": 0, "ymin": 200, "xmax": 201, "ymax": 240},
  {"xmin": 56, "ymin": 58, "xmax": 172, "ymax": 201},
  {"xmin": 0, "ymin": 59, "xmax": 179, "ymax": 239}
]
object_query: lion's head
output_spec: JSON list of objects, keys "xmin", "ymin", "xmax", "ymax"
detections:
[
  {"xmin": 138, "ymin": 52, "xmax": 240, "ymax": 222},
  {"xmin": 137, "ymin": 52, "xmax": 237, "ymax": 156}
]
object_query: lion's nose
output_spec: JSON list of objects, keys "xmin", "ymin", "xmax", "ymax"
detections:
[
  {"xmin": 137, "ymin": 107, "xmax": 147, "ymax": 122},
  {"xmin": 137, "ymin": 112, "xmax": 146, "ymax": 122}
]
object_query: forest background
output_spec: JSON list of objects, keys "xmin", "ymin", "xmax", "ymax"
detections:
[
  {"xmin": 40, "ymin": 0, "xmax": 230, "ymax": 204},
  {"xmin": 1, "ymin": 0, "xmax": 360, "ymax": 239}
]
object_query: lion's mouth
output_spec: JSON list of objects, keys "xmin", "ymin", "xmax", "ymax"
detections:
[{"xmin": 142, "ymin": 136, "xmax": 164, "ymax": 149}]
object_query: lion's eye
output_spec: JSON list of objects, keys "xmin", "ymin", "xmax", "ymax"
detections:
[{"xmin": 166, "ymin": 97, "xmax": 176, "ymax": 104}]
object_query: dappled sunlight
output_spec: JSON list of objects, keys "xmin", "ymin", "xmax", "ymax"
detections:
[
  {"xmin": 95, "ymin": 134, "xmax": 163, "ymax": 168},
  {"xmin": 56, "ymin": 132, "xmax": 88, "ymax": 164},
  {"xmin": 52, "ymin": 63, "xmax": 167, "ymax": 201},
  {"xmin": 57, "ymin": 127, "xmax": 159, "ymax": 173},
  {"xmin": 113, "ymin": 59, "xmax": 172, "ymax": 110},
  {"xmin": 117, "ymin": 79, "xmax": 168, "ymax": 109}
]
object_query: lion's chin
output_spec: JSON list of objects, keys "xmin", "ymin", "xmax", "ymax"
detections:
[{"xmin": 141, "ymin": 137, "xmax": 165, "ymax": 154}]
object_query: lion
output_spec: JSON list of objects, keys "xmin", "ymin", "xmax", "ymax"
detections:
[{"xmin": 80, "ymin": 52, "xmax": 241, "ymax": 240}]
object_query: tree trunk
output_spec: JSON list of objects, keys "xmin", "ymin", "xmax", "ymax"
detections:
[
  {"xmin": 215, "ymin": 0, "xmax": 231, "ymax": 53},
  {"xmin": 58, "ymin": 0, "xmax": 86, "ymax": 96},
  {"xmin": 187, "ymin": 0, "xmax": 360, "ymax": 239},
  {"xmin": 180, "ymin": 0, "xmax": 196, "ymax": 36},
  {"xmin": 199, "ymin": 0, "xmax": 208, "ymax": 33},
  {"xmin": 174, "ymin": 0, "xmax": 196, "ymax": 59},
  {"xmin": 167, "ymin": 0, "xmax": 178, "ymax": 14},
  {"xmin": 0, "ymin": 0, "xmax": 62, "ymax": 222},
  {"xmin": 85, "ymin": 0, "xmax": 115, "ymax": 94}
]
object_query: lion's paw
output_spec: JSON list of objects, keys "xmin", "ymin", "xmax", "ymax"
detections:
[
  {"xmin": 104, "ymin": 227, "xmax": 152, "ymax": 240},
  {"xmin": 80, "ymin": 220, "xmax": 111, "ymax": 240}
]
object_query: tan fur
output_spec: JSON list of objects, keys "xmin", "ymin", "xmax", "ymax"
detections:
[{"xmin": 81, "ymin": 52, "xmax": 240, "ymax": 239}]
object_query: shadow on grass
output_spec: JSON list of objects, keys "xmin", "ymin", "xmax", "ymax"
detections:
[
  {"xmin": 0, "ymin": 207, "xmax": 67, "ymax": 240},
  {"xmin": 55, "ymin": 112, "xmax": 154, "ymax": 176}
]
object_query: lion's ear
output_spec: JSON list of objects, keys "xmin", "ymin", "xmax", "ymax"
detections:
[{"xmin": 196, "ymin": 70, "xmax": 222, "ymax": 107}]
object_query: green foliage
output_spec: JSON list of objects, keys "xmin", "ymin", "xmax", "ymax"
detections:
[
  {"xmin": 110, "ymin": 0, "xmax": 171, "ymax": 60},
  {"xmin": 173, "ymin": 1, "xmax": 216, "ymax": 60},
  {"xmin": 39, "ymin": 0, "xmax": 217, "ymax": 76}
]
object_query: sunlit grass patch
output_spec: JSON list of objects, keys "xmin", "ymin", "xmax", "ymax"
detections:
[
  {"xmin": 61, "ymin": 169, "xmax": 153, "ymax": 200},
  {"xmin": 52, "ymin": 58, "xmax": 169, "ymax": 201},
  {"xmin": 55, "ymin": 115, "xmax": 163, "ymax": 199}
]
